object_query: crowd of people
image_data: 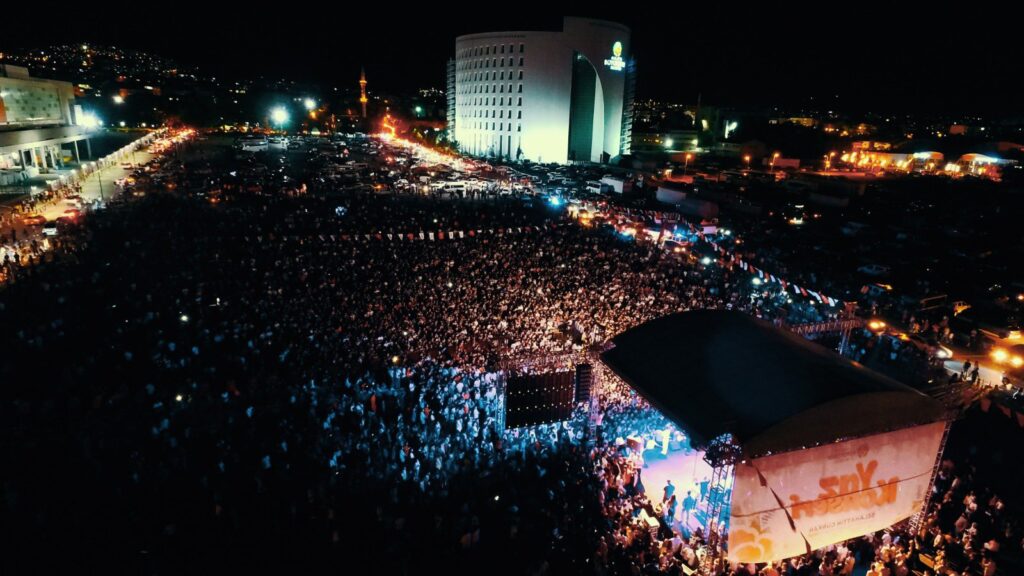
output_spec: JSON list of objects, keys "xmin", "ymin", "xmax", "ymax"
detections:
[{"xmin": 1, "ymin": 136, "xmax": 1018, "ymax": 574}]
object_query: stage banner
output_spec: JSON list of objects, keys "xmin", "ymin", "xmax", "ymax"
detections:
[{"xmin": 728, "ymin": 421, "xmax": 945, "ymax": 564}]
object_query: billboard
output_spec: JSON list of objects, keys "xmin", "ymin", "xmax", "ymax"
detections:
[
  {"xmin": 728, "ymin": 421, "xmax": 945, "ymax": 564},
  {"xmin": 0, "ymin": 82, "xmax": 63, "ymax": 125}
]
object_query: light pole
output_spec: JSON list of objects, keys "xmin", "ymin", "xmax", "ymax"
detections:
[
  {"xmin": 683, "ymin": 153, "xmax": 693, "ymax": 176},
  {"xmin": 270, "ymin": 107, "xmax": 289, "ymax": 133},
  {"xmin": 95, "ymin": 164, "xmax": 104, "ymax": 202},
  {"xmin": 770, "ymin": 152, "xmax": 780, "ymax": 173}
]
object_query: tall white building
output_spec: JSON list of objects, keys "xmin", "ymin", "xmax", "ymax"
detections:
[{"xmin": 448, "ymin": 17, "xmax": 635, "ymax": 165}]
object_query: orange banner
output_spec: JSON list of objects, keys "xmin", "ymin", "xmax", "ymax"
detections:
[{"xmin": 728, "ymin": 421, "xmax": 945, "ymax": 564}]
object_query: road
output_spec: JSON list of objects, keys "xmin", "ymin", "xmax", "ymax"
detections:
[{"xmin": 1, "ymin": 149, "xmax": 156, "ymax": 242}]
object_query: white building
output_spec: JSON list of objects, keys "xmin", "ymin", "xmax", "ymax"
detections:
[
  {"xmin": 448, "ymin": 17, "xmax": 635, "ymax": 165},
  {"xmin": 1, "ymin": 64, "xmax": 96, "ymax": 178}
]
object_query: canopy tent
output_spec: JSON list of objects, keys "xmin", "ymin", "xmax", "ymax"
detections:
[{"xmin": 600, "ymin": 310, "xmax": 944, "ymax": 457}]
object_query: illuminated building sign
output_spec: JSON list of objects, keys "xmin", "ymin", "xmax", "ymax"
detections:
[{"xmin": 604, "ymin": 41, "xmax": 625, "ymax": 71}]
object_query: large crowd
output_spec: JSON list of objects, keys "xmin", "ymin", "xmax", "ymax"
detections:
[{"xmin": 1, "ymin": 136, "xmax": 1018, "ymax": 574}]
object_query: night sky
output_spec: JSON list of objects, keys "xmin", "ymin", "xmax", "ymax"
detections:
[{"xmin": 3, "ymin": 5, "xmax": 1019, "ymax": 115}]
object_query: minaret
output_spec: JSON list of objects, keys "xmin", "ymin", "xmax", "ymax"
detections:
[{"xmin": 359, "ymin": 67, "xmax": 368, "ymax": 118}]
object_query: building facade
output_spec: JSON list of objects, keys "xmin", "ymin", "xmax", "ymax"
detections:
[
  {"xmin": 448, "ymin": 17, "xmax": 634, "ymax": 164},
  {"xmin": 1, "ymin": 64, "xmax": 95, "ymax": 176}
]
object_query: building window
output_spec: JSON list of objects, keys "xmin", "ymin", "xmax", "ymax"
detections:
[
  {"xmin": 518, "ymin": 70, "xmax": 523, "ymax": 80},
  {"xmin": 500, "ymin": 45, "xmax": 505, "ymax": 54},
  {"xmin": 517, "ymin": 84, "xmax": 523, "ymax": 93},
  {"xmin": 519, "ymin": 43, "xmax": 525, "ymax": 53},
  {"xmin": 517, "ymin": 110, "xmax": 522, "ymax": 119},
  {"xmin": 517, "ymin": 97, "xmax": 522, "ymax": 106},
  {"xmin": 517, "ymin": 124, "xmax": 521, "ymax": 132}
]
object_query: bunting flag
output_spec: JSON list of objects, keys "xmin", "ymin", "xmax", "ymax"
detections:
[{"xmin": 428, "ymin": 232, "xmax": 435, "ymax": 241}]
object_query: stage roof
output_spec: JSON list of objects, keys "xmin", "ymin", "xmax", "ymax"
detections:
[{"xmin": 600, "ymin": 310, "xmax": 945, "ymax": 457}]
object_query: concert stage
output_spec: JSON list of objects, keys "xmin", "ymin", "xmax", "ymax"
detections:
[{"xmin": 640, "ymin": 446, "xmax": 717, "ymax": 537}]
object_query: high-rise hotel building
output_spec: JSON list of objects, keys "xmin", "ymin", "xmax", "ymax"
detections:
[{"xmin": 447, "ymin": 17, "xmax": 635, "ymax": 164}]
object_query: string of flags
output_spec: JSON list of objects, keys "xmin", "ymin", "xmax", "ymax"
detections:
[
  {"xmin": 247, "ymin": 223, "xmax": 569, "ymax": 245},
  {"xmin": 680, "ymin": 219, "xmax": 842, "ymax": 307}
]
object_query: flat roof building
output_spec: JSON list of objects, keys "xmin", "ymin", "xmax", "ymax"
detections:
[
  {"xmin": 448, "ymin": 17, "xmax": 635, "ymax": 165},
  {"xmin": 1, "ymin": 65, "xmax": 96, "ymax": 182}
]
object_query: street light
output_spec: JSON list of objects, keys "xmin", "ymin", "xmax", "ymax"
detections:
[
  {"xmin": 770, "ymin": 151, "xmax": 780, "ymax": 173},
  {"xmin": 683, "ymin": 153, "xmax": 693, "ymax": 176},
  {"xmin": 303, "ymin": 98, "xmax": 316, "ymax": 111},
  {"xmin": 270, "ymin": 107, "xmax": 289, "ymax": 130},
  {"xmin": 113, "ymin": 95, "xmax": 124, "ymax": 104}
]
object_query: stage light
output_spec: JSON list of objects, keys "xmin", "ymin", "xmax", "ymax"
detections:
[
  {"xmin": 701, "ymin": 257, "xmax": 712, "ymax": 265},
  {"xmin": 752, "ymin": 277, "xmax": 762, "ymax": 286}
]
